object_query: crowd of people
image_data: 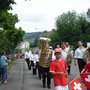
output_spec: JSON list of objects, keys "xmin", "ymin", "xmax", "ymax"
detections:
[
  {"xmin": 24, "ymin": 40, "xmax": 90, "ymax": 90},
  {"xmin": 0, "ymin": 40, "xmax": 90, "ymax": 90}
]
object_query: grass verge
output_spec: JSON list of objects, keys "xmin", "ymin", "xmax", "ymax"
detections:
[{"xmin": 8, "ymin": 59, "xmax": 17, "ymax": 74}]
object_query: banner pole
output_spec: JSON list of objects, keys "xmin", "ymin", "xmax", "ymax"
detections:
[{"xmin": 69, "ymin": 74, "xmax": 80, "ymax": 84}]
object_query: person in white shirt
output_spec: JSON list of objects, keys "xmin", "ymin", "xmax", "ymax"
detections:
[
  {"xmin": 65, "ymin": 42, "xmax": 70, "ymax": 51},
  {"xmin": 61, "ymin": 42, "xmax": 68, "ymax": 61},
  {"xmin": 57, "ymin": 45, "xmax": 60, "ymax": 49},
  {"xmin": 24, "ymin": 48, "xmax": 32, "ymax": 70},
  {"xmin": 35, "ymin": 51, "xmax": 41, "ymax": 79},
  {"xmin": 49, "ymin": 46, "xmax": 55, "ymax": 61},
  {"xmin": 74, "ymin": 40, "xmax": 86, "ymax": 73},
  {"xmin": 40, "ymin": 45, "xmax": 52, "ymax": 89},
  {"xmin": 31, "ymin": 50, "xmax": 37, "ymax": 75},
  {"xmin": 66, "ymin": 42, "xmax": 74, "ymax": 74},
  {"xmin": 56, "ymin": 45, "xmax": 62, "ymax": 50},
  {"xmin": 30, "ymin": 52, "xmax": 34, "ymax": 69},
  {"xmin": 61, "ymin": 42, "xmax": 73, "ymax": 74}
]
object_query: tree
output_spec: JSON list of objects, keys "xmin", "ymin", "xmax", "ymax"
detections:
[
  {"xmin": 0, "ymin": 11, "xmax": 19, "ymax": 30},
  {"xmin": 55, "ymin": 11, "xmax": 80, "ymax": 47},
  {"xmin": 5, "ymin": 28, "xmax": 25, "ymax": 53},
  {"xmin": 46, "ymin": 30, "xmax": 59, "ymax": 48},
  {"xmin": 0, "ymin": 0, "xmax": 15, "ymax": 11},
  {"xmin": 47, "ymin": 10, "xmax": 90, "ymax": 48},
  {"xmin": 0, "ymin": 0, "xmax": 25, "ymax": 54}
]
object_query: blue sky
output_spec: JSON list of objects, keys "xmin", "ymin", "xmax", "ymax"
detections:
[{"xmin": 10, "ymin": 0, "xmax": 90, "ymax": 32}]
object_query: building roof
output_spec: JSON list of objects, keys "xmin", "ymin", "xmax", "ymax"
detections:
[
  {"xmin": 20, "ymin": 41, "xmax": 29, "ymax": 46},
  {"xmin": 20, "ymin": 42, "xmax": 25, "ymax": 46}
]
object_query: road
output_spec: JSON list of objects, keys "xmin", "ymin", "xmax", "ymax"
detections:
[{"xmin": 0, "ymin": 59, "xmax": 86, "ymax": 90}]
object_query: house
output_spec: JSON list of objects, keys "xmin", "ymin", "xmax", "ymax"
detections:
[{"xmin": 16, "ymin": 41, "xmax": 30, "ymax": 53}]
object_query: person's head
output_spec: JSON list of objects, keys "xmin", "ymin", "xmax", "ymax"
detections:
[
  {"xmin": 61, "ymin": 42, "xmax": 66, "ymax": 49},
  {"xmin": 78, "ymin": 40, "xmax": 83, "ymax": 47},
  {"xmin": 36, "ymin": 51, "xmax": 39, "ymax": 54},
  {"xmin": 57, "ymin": 45, "xmax": 60, "ymax": 49},
  {"xmin": 54, "ymin": 49, "xmax": 62, "ymax": 60},
  {"xmin": 49, "ymin": 46, "xmax": 53, "ymax": 50},
  {"xmin": 40, "ymin": 40, "xmax": 42, "ymax": 44},
  {"xmin": 26, "ymin": 48, "xmax": 29, "ymax": 52},
  {"xmin": 1, "ymin": 51, "xmax": 6, "ymax": 56},
  {"xmin": 65, "ymin": 42, "xmax": 69, "ymax": 48},
  {"xmin": 46, "ymin": 44, "xmax": 49, "ymax": 49},
  {"xmin": 32, "ymin": 50, "xmax": 35, "ymax": 55}
]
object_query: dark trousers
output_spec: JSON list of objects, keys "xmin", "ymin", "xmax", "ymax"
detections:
[
  {"xmin": 68, "ymin": 65, "xmax": 71, "ymax": 74},
  {"xmin": 87, "ymin": 88, "xmax": 90, "ymax": 90},
  {"xmin": 33, "ymin": 67, "xmax": 36, "ymax": 75},
  {"xmin": 36, "ymin": 62, "xmax": 41, "ymax": 79},
  {"xmin": 31, "ymin": 61, "xmax": 36, "ymax": 75},
  {"xmin": 41, "ymin": 67, "xmax": 51, "ymax": 87},
  {"xmin": 31, "ymin": 61, "xmax": 33, "ymax": 69},
  {"xmin": 78, "ymin": 59, "xmax": 86, "ymax": 73},
  {"xmin": 26, "ymin": 58, "xmax": 31, "ymax": 70}
]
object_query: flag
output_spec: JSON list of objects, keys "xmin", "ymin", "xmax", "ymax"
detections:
[
  {"xmin": 80, "ymin": 73, "xmax": 90, "ymax": 88},
  {"xmin": 70, "ymin": 77, "xmax": 84, "ymax": 90}
]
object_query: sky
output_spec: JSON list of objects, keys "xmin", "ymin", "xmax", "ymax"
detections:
[{"xmin": 10, "ymin": 0, "xmax": 90, "ymax": 32}]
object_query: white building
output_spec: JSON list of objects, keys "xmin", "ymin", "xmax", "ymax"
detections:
[{"xmin": 16, "ymin": 41, "xmax": 30, "ymax": 53}]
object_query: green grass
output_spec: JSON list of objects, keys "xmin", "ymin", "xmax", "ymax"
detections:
[
  {"xmin": 30, "ymin": 48, "xmax": 35, "ymax": 51},
  {"xmin": 8, "ymin": 59, "xmax": 17, "ymax": 74}
]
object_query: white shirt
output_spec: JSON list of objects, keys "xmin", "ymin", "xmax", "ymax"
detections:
[
  {"xmin": 61, "ymin": 48, "xmax": 68, "ymax": 61},
  {"xmin": 52, "ymin": 50, "xmax": 55, "ymax": 61},
  {"xmin": 66, "ymin": 47, "xmax": 69, "ymax": 51},
  {"xmin": 35, "ymin": 54, "xmax": 39, "ymax": 62},
  {"xmin": 24, "ymin": 51, "xmax": 32, "ymax": 60},
  {"xmin": 31, "ymin": 54, "xmax": 38, "ymax": 64},
  {"xmin": 74, "ymin": 47, "xmax": 85, "ymax": 59},
  {"xmin": 66, "ymin": 47, "xmax": 74, "ymax": 57}
]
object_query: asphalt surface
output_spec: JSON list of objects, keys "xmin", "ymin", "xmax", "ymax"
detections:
[{"xmin": 0, "ymin": 59, "xmax": 86, "ymax": 90}]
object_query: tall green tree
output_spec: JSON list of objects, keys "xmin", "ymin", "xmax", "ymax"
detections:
[
  {"xmin": 0, "ymin": 0, "xmax": 15, "ymax": 11},
  {"xmin": 0, "ymin": 0, "xmax": 25, "ymax": 53},
  {"xmin": 47, "ymin": 10, "xmax": 90, "ymax": 48},
  {"xmin": 0, "ymin": 11, "xmax": 19, "ymax": 29}
]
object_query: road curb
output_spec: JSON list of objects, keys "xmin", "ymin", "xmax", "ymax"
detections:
[
  {"xmin": 8, "ymin": 60, "xmax": 18, "ymax": 74},
  {"xmin": 20, "ymin": 59, "xmax": 24, "ymax": 90}
]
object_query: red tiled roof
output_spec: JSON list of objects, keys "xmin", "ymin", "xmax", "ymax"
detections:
[{"xmin": 20, "ymin": 42, "xmax": 25, "ymax": 46}]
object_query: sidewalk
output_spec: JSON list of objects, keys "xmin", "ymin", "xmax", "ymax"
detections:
[{"xmin": 0, "ymin": 59, "xmax": 24, "ymax": 90}]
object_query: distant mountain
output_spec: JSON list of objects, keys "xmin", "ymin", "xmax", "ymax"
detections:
[{"xmin": 23, "ymin": 30, "xmax": 51, "ymax": 42}]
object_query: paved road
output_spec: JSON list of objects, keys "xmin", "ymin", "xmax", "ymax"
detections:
[
  {"xmin": 0, "ymin": 59, "xmax": 86, "ymax": 90},
  {"xmin": 0, "ymin": 59, "xmax": 23, "ymax": 90}
]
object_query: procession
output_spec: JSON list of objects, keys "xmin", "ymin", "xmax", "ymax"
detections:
[
  {"xmin": 1, "ymin": 37, "xmax": 90, "ymax": 90},
  {"xmin": 24, "ymin": 38, "xmax": 90, "ymax": 90}
]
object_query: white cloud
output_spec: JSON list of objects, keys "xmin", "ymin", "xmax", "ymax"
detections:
[{"xmin": 10, "ymin": 0, "xmax": 90, "ymax": 32}]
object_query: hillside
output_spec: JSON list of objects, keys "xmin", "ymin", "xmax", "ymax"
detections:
[{"xmin": 23, "ymin": 30, "xmax": 51, "ymax": 42}]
